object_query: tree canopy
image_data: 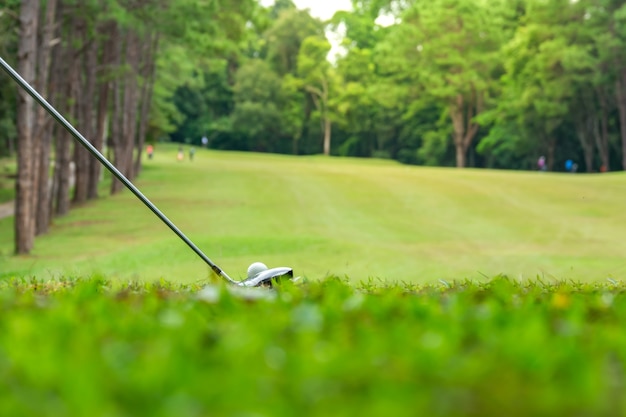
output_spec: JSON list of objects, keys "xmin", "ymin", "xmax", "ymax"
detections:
[
  {"xmin": 2, "ymin": 0, "xmax": 626, "ymax": 253},
  {"xmin": 157, "ymin": 0, "xmax": 626, "ymax": 172}
]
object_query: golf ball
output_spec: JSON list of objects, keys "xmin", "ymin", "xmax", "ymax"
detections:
[{"xmin": 247, "ymin": 262, "xmax": 268, "ymax": 278}]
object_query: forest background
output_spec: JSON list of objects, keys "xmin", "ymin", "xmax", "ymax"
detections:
[{"xmin": 1, "ymin": 0, "xmax": 625, "ymax": 254}]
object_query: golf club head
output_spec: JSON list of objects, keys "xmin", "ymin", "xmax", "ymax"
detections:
[{"xmin": 239, "ymin": 266, "xmax": 293, "ymax": 288}]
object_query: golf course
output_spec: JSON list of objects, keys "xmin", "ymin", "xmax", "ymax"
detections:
[
  {"xmin": 1, "ymin": 145, "xmax": 626, "ymax": 283},
  {"xmin": 5, "ymin": 0, "xmax": 626, "ymax": 413},
  {"xmin": 1, "ymin": 148, "xmax": 626, "ymax": 416}
]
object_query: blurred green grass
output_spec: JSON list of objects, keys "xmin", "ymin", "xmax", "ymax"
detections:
[
  {"xmin": 1, "ymin": 145, "xmax": 626, "ymax": 283},
  {"xmin": 0, "ymin": 277, "xmax": 623, "ymax": 417}
]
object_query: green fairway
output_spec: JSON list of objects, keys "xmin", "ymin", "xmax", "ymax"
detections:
[{"xmin": 1, "ymin": 146, "xmax": 626, "ymax": 283}]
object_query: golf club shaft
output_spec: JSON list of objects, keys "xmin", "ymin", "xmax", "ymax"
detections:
[{"xmin": 0, "ymin": 56, "xmax": 237, "ymax": 284}]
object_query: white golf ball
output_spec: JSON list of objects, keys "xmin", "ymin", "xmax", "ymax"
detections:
[{"xmin": 247, "ymin": 262, "xmax": 268, "ymax": 278}]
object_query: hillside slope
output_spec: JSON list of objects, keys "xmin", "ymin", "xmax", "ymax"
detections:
[{"xmin": 1, "ymin": 147, "xmax": 625, "ymax": 283}]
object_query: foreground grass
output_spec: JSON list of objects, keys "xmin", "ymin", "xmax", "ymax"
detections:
[
  {"xmin": 0, "ymin": 277, "xmax": 624, "ymax": 417},
  {"xmin": 2, "ymin": 145, "xmax": 626, "ymax": 282}
]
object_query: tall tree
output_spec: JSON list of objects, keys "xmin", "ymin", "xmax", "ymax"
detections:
[
  {"xmin": 134, "ymin": 31, "xmax": 159, "ymax": 176},
  {"xmin": 483, "ymin": 0, "xmax": 597, "ymax": 171},
  {"xmin": 88, "ymin": 19, "xmax": 116, "ymax": 199},
  {"xmin": 53, "ymin": 10, "xmax": 79, "ymax": 217},
  {"xmin": 376, "ymin": 0, "xmax": 508, "ymax": 167},
  {"xmin": 73, "ymin": 9, "xmax": 98, "ymax": 205},
  {"xmin": 14, "ymin": 0, "xmax": 39, "ymax": 254},
  {"xmin": 34, "ymin": 0, "xmax": 59, "ymax": 235},
  {"xmin": 110, "ymin": 28, "xmax": 141, "ymax": 194},
  {"xmin": 0, "ymin": 0, "xmax": 19, "ymax": 157},
  {"xmin": 587, "ymin": 0, "xmax": 626, "ymax": 170},
  {"xmin": 297, "ymin": 36, "xmax": 334, "ymax": 155}
]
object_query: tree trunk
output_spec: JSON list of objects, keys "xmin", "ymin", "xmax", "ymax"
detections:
[
  {"xmin": 35, "ymin": 75, "xmax": 56, "ymax": 234},
  {"xmin": 454, "ymin": 144, "xmax": 466, "ymax": 168},
  {"xmin": 73, "ymin": 17, "xmax": 95, "ymax": 205},
  {"xmin": 54, "ymin": 26, "xmax": 79, "ymax": 217},
  {"xmin": 305, "ymin": 81, "xmax": 331, "ymax": 156},
  {"xmin": 89, "ymin": 22, "xmax": 115, "ymax": 199},
  {"xmin": 323, "ymin": 113, "xmax": 331, "ymax": 156},
  {"xmin": 595, "ymin": 88, "xmax": 610, "ymax": 172},
  {"xmin": 450, "ymin": 90, "xmax": 482, "ymax": 168},
  {"xmin": 450, "ymin": 95, "xmax": 467, "ymax": 168},
  {"xmin": 14, "ymin": 0, "xmax": 40, "ymax": 254},
  {"xmin": 574, "ymin": 116, "xmax": 595, "ymax": 173},
  {"xmin": 34, "ymin": 0, "xmax": 59, "ymax": 235},
  {"xmin": 581, "ymin": 121, "xmax": 594, "ymax": 173},
  {"xmin": 321, "ymin": 78, "xmax": 331, "ymax": 156},
  {"xmin": 54, "ymin": 120, "xmax": 73, "ymax": 216},
  {"xmin": 298, "ymin": 95, "xmax": 313, "ymax": 154},
  {"xmin": 134, "ymin": 31, "xmax": 159, "ymax": 176},
  {"xmin": 123, "ymin": 30, "xmax": 140, "ymax": 181},
  {"xmin": 47, "ymin": 1, "xmax": 63, "ymax": 217},
  {"xmin": 615, "ymin": 70, "xmax": 626, "ymax": 170},
  {"xmin": 110, "ymin": 28, "xmax": 126, "ymax": 195},
  {"xmin": 546, "ymin": 136, "xmax": 556, "ymax": 171}
]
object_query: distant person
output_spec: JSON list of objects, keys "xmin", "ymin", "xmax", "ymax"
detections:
[
  {"xmin": 201, "ymin": 136, "xmax": 208, "ymax": 147},
  {"xmin": 177, "ymin": 146, "xmax": 184, "ymax": 162},
  {"xmin": 565, "ymin": 159, "xmax": 573, "ymax": 172},
  {"xmin": 146, "ymin": 144, "xmax": 154, "ymax": 160},
  {"xmin": 538, "ymin": 156, "xmax": 546, "ymax": 171},
  {"xmin": 189, "ymin": 147, "xmax": 196, "ymax": 161}
]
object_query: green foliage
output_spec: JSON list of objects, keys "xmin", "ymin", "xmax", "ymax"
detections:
[
  {"xmin": 231, "ymin": 101, "xmax": 282, "ymax": 150},
  {"xmin": 6, "ymin": 0, "xmax": 626, "ymax": 210},
  {"xmin": 296, "ymin": 35, "xmax": 336, "ymax": 154},
  {"xmin": 264, "ymin": 8, "xmax": 324, "ymax": 76},
  {"xmin": 280, "ymin": 74, "xmax": 305, "ymax": 146},
  {"xmin": 151, "ymin": 0, "xmax": 259, "ymax": 142},
  {"xmin": 235, "ymin": 59, "xmax": 283, "ymax": 103},
  {"xmin": 227, "ymin": 59, "xmax": 293, "ymax": 152},
  {"xmin": 297, "ymin": 36, "xmax": 331, "ymax": 78},
  {"xmin": 268, "ymin": 0, "xmax": 296, "ymax": 20},
  {"xmin": 329, "ymin": 8, "xmax": 384, "ymax": 50},
  {"xmin": 168, "ymin": 59, "xmax": 234, "ymax": 146},
  {"xmin": 0, "ymin": 277, "xmax": 625, "ymax": 416},
  {"xmin": 482, "ymin": 0, "xmax": 615, "ymax": 169}
]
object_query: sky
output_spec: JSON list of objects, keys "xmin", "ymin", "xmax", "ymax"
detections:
[
  {"xmin": 291, "ymin": 0, "xmax": 353, "ymax": 20},
  {"xmin": 259, "ymin": 0, "xmax": 354, "ymax": 20},
  {"xmin": 259, "ymin": 0, "xmax": 395, "ymax": 60},
  {"xmin": 293, "ymin": 0, "xmax": 353, "ymax": 58},
  {"xmin": 259, "ymin": 0, "xmax": 354, "ymax": 59}
]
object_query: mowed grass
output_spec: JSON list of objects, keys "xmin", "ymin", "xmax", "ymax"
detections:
[{"xmin": 1, "ymin": 145, "xmax": 626, "ymax": 283}]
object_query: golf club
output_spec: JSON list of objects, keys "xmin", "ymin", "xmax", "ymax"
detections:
[{"xmin": 0, "ymin": 56, "xmax": 293, "ymax": 288}]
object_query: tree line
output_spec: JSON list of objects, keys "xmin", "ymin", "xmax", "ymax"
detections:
[
  {"xmin": 168, "ymin": 0, "xmax": 626, "ymax": 173},
  {"xmin": 0, "ymin": 0, "xmax": 255, "ymax": 254},
  {"xmin": 1, "ymin": 0, "xmax": 625, "ymax": 254}
]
